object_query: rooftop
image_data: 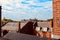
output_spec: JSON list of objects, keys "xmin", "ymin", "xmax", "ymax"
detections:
[
  {"xmin": 38, "ymin": 21, "xmax": 50, "ymax": 27},
  {"xmin": 2, "ymin": 22, "xmax": 19, "ymax": 31},
  {"xmin": 3, "ymin": 32, "xmax": 51, "ymax": 40}
]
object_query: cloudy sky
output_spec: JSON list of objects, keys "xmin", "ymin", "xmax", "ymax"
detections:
[{"xmin": 0, "ymin": 0, "xmax": 53, "ymax": 21}]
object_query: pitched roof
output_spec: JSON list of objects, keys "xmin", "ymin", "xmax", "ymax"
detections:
[
  {"xmin": 20, "ymin": 21, "xmax": 28, "ymax": 29},
  {"xmin": 0, "ymin": 37, "xmax": 9, "ymax": 40},
  {"xmin": 3, "ymin": 32, "xmax": 50, "ymax": 40},
  {"xmin": 2, "ymin": 22, "xmax": 18, "ymax": 31},
  {"xmin": 37, "ymin": 21, "xmax": 50, "ymax": 28}
]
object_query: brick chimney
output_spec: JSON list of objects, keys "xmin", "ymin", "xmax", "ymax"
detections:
[
  {"xmin": 18, "ymin": 21, "xmax": 20, "ymax": 32},
  {"xmin": 50, "ymin": 19, "xmax": 53, "ymax": 28},
  {"xmin": 0, "ymin": 6, "xmax": 1, "ymax": 37}
]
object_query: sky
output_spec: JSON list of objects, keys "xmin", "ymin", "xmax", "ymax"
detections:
[{"xmin": 0, "ymin": 0, "xmax": 53, "ymax": 21}]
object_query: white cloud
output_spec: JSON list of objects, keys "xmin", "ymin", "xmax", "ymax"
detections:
[
  {"xmin": 19, "ymin": 12, "xmax": 26, "ymax": 14},
  {"xmin": 1, "ymin": 0, "xmax": 52, "ymax": 20},
  {"xmin": 0, "ymin": 0, "xmax": 14, "ymax": 5},
  {"xmin": 29, "ymin": 1, "xmax": 52, "ymax": 9},
  {"xmin": 15, "ymin": 3, "xmax": 21, "ymax": 8},
  {"xmin": 0, "ymin": 0, "xmax": 7, "ymax": 5},
  {"xmin": 2, "ymin": 5, "xmax": 13, "ymax": 10}
]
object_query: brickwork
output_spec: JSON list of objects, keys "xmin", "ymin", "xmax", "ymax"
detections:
[
  {"xmin": 50, "ymin": 20, "xmax": 52, "ymax": 28},
  {"xmin": 34, "ymin": 30, "xmax": 51, "ymax": 38},
  {"xmin": 45, "ymin": 32, "xmax": 51, "ymax": 38},
  {"xmin": 53, "ymin": 0, "xmax": 60, "ymax": 36}
]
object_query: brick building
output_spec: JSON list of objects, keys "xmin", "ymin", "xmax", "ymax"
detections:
[
  {"xmin": 53, "ymin": 0, "xmax": 60, "ymax": 39},
  {"xmin": 20, "ymin": 20, "xmax": 34, "ymax": 35},
  {"xmin": 34, "ymin": 19, "xmax": 53, "ymax": 38},
  {"xmin": 1, "ymin": 21, "xmax": 20, "ymax": 36},
  {"xmin": 2, "ymin": 20, "xmax": 35, "ymax": 36}
]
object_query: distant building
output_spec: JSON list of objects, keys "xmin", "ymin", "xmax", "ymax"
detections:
[
  {"xmin": 20, "ymin": 21, "xmax": 34, "ymax": 35},
  {"xmin": 2, "ymin": 19, "xmax": 53, "ymax": 39},
  {"xmin": 53, "ymin": 0, "xmax": 60, "ymax": 39},
  {"xmin": 2, "ymin": 20, "xmax": 35, "ymax": 36},
  {"xmin": 1, "ymin": 21, "xmax": 20, "ymax": 36},
  {"xmin": 34, "ymin": 19, "xmax": 53, "ymax": 38}
]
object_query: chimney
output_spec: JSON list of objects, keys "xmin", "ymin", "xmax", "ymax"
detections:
[
  {"xmin": 50, "ymin": 19, "xmax": 53, "ymax": 28},
  {"xmin": 18, "ymin": 21, "xmax": 20, "ymax": 32},
  {"xmin": 0, "ymin": 6, "xmax": 1, "ymax": 37}
]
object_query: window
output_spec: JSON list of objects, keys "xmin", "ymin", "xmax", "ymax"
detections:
[
  {"xmin": 42, "ymin": 27, "xmax": 47, "ymax": 32},
  {"xmin": 47, "ymin": 27, "xmax": 49, "ymax": 31},
  {"xmin": 40, "ymin": 27, "xmax": 42, "ymax": 31},
  {"xmin": 35, "ymin": 27, "xmax": 40, "ymax": 31}
]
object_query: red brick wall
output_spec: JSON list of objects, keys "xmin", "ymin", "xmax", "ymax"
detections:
[
  {"xmin": 53, "ymin": 0, "xmax": 60, "ymax": 36},
  {"xmin": 34, "ymin": 30, "xmax": 43, "ymax": 37},
  {"xmin": 50, "ymin": 20, "xmax": 53, "ymax": 28},
  {"xmin": 34, "ymin": 30, "xmax": 51, "ymax": 38},
  {"xmin": 45, "ymin": 32, "xmax": 51, "ymax": 38}
]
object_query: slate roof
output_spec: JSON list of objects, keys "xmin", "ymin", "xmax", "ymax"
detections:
[
  {"xmin": 3, "ymin": 32, "xmax": 51, "ymax": 40},
  {"xmin": 35, "ymin": 21, "xmax": 52, "ymax": 32},
  {"xmin": 37, "ymin": 21, "xmax": 50, "ymax": 28},
  {"xmin": 2, "ymin": 22, "xmax": 18, "ymax": 31},
  {"xmin": 20, "ymin": 21, "xmax": 28, "ymax": 29},
  {"xmin": 0, "ymin": 37, "xmax": 9, "ymax": 40}
]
